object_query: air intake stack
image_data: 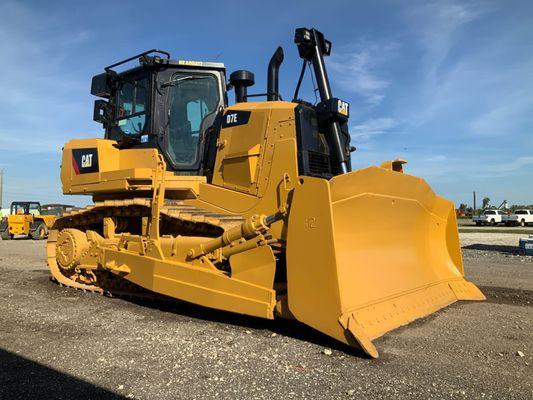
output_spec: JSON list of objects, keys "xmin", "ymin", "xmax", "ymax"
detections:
[{"xmin": 229, "ymin": 70, "xmax": 255, "ymax": 103}]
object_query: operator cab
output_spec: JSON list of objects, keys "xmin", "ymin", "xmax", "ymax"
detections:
[
  {"xmin": 10, "ymin": 202, "xmax": 42, "ymax": 215},
  {"xmin": 91, "ymin": 50, "xmax": 226, "ymax": 174},
  {"xmin": 91, "ymin": 29, "xmax": 353, "ymax": 180}
]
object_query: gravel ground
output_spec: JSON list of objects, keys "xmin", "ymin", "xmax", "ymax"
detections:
[
  {"xmin": 460, "ymin": 232, "xmax": 526, "ymax": 247},
  {"xmin": 0, "ymin": 234, "xmax": 532, "ymax": 400}
]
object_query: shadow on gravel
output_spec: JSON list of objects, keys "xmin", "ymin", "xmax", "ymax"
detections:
[
  {"xmin": 42, "ymin": 273, "xmax": 370, "ymax": 359},
  {"xmin": 463, "ymin": 244, "xmax": 518, "ymax": 254},
  {"xmin": 478, "ymin": 286, "xmax": 533, "ymax": 306},
  {"xmin": 0, "ymin": 348, "xmax": 124, "ymax": 399},
  {"xmin": 120, "ymin": 294, "xmax": 370, "ymax": 359}
]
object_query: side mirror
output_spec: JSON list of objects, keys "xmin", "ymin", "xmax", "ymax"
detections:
[
  {"xmin": 90, "ymin": 71, "xmax": 118, "ymax": 98},
  {"xmin": 93, "ymin": 99, "xmax": 108, "ymax": 125}
]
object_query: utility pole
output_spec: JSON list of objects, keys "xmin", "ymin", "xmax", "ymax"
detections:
[
  {"xmin": 473, "ymin": 191, "xmax": 476, "ymax": 213},
  {"xmin": 0, "ymin": 169, "xmax": 4, "ymax": 210}
]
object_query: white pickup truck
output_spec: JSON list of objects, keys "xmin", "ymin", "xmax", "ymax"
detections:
[
  {"xmin": 472, "ymin": 210, "xmax": 505, "ymax": 226},
  {"xmin": 503, "ymin": 210, "xmax": 533, "ymax": 227}
]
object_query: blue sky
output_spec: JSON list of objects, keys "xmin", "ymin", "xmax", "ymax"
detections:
[{"xmin": 0, "ymin": 0, "xmax": 532, "ymax": 208}]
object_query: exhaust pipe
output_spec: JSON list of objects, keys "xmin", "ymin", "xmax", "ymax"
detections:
[{"xmin": 267, "ymin": 47, "xmax": 284, "ymax": 101}]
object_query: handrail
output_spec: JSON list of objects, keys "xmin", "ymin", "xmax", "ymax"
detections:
[{"xmin": 104, "ymin": 49, "xmax": 171, "ymax": 72}]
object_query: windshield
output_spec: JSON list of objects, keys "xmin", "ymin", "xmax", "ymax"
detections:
[
  {"xmin": 117, "ymin": 77, "xmax": 149, "ymax": 135},
  {"xmin": 166, "ymin": 73, "xmax": 219, "ymax": 166},
  {"xmin": 485, "ymin": 210, "xmax": 495, "ymax": 215}
]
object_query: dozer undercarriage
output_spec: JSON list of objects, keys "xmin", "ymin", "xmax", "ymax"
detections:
[{"xmin": 48, "ymin": 27, "xmax": 484, "ymax": 358}]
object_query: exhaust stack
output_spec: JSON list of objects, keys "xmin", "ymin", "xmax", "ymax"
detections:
[{"xmin": 267, "ymin": 47, "xmax": 284, "ymax": 101}]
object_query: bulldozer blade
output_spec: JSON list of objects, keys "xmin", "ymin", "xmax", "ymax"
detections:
[{"xmin": 285, "ymin": 166, "xmax": 485, "ymax": 358}]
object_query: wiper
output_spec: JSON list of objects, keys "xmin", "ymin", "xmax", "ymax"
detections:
[
  {"xmin": 161, "ymin": 75, "xmax": 209, "ymax": 132},
  {"xmin": 160, "ymin": 75, "xmax": 209, "ymax": 88}
]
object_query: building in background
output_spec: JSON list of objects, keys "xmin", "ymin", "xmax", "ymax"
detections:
[{"xmin": 41, "ymin": 204, "xmax": 78, "ymax": 216}]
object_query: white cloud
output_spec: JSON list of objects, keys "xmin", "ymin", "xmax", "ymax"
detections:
[
  {"xmin": 469, "ymin": 87, "xmax": 533, "ymax": 136},
  {"xmin": 473, "ymin": 156, "xmax": 533, "ymax": 178},
  {"xmin": 408, "ymin": 154, "xmax": 533, "ymax": 186},
  {"xmin": 329, "ymin": 41, "xmax": 398, "ymax": 105},
  {"xmin": 408, "ymin": 2, "xmax": 488, "ymax": 81},
  {"xmin": 350, "ymin": 117, "xmax": 397, "ymax": 141},
  {"xmin": 331, "ymin": 2, "xmax": 531, "ymax": 206},
  {"xmin": 397, "ymin": 2, "xmax": 494, "ymax": 127},
  {"xmin": 0, "ymin": 1, "xmax": 100, "ymax": 208},
  {"xmin": 0, "ymin": 1, "xmax": 94, "ymax": 152}
]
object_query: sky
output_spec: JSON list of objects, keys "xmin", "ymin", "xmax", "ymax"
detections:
[{"xmin": 0, "ymin": 0, "xmax": 532, "ymax": 209}]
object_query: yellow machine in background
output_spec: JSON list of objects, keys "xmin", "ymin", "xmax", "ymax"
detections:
[
  {"xmin": 1, "ymin": 201, "xmax": 55, "ymax": 240},
  {"xmin": 48, "ymin": 28, "xmax": 484, "ymax": 357}
]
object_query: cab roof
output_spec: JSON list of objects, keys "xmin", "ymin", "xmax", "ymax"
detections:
[{"xmin": 104, "ymin": 49, "xmax": 225, "ymax": 75}]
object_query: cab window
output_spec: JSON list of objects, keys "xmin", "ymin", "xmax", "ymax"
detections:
[
  {"xmin": 166, "ymin": 73, "xmax": 219, "ymax": 167},
  {"xmin": 11, "ymin": 204, "xmax": 24, "ymax": 215},
  {"xmin": 10, "ymin": 203, "xmax": 40, "ymax": 215},
  {"xmin": 117, "ymin": 78, "xmax": 149, "ymax": 135},
  {"xmin": 28, "ymin": 203, "xmax": 41, "ymax": 216}
]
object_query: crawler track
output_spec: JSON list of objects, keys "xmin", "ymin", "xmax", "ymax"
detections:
[{"xmin": 47, "ymin": 198, "xmax": 244, "ymax": 296}]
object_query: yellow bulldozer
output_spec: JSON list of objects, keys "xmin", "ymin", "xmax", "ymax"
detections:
[
  {"xmin": 48, "ymin": 28, "xmax": 484, "ymax": 357},
  {"xmin": 1, "ymin": 201, "xmax": 55, "ymax": 240}
]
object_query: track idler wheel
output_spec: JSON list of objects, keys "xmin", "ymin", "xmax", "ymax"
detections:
[{"xmin": 55, "ymin": 229, "xmax": 89, "ymax": 273}]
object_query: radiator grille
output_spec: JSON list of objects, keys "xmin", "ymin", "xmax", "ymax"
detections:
[{"xmin": 307, "ymin": 151, "xmax": 331, "ymax": 177}]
